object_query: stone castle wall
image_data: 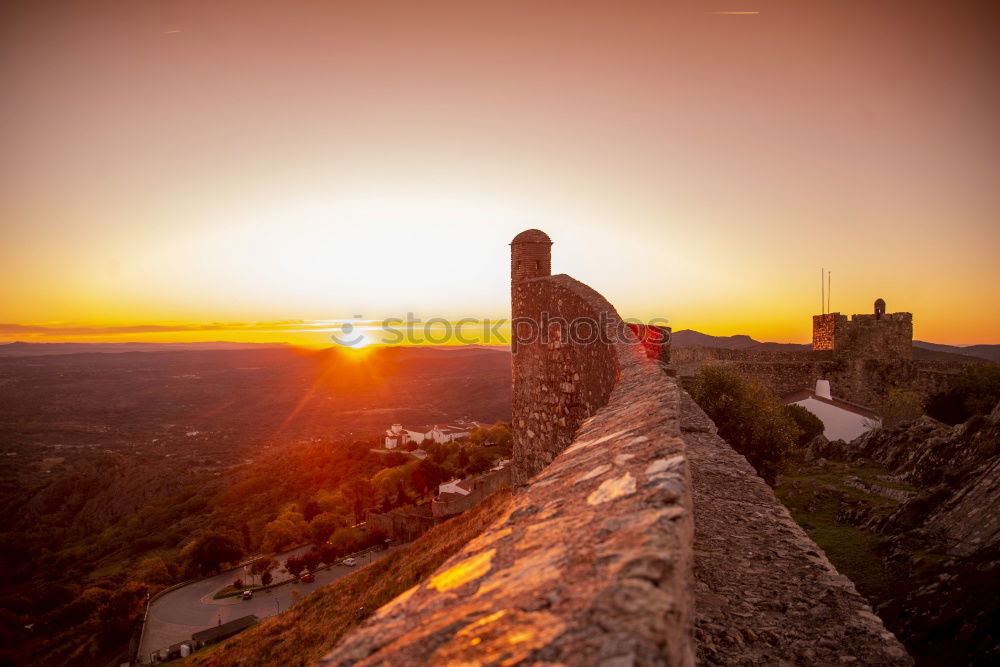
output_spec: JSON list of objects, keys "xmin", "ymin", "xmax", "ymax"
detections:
[
  {"xmin": 431, "ymin": 465, "xmax": 513, "ymax": 519},
  {"xmin": 675, "ymin": 344, "xmax": 963, "ymax": 411},
  {"xmin": 511, "ymin": 274, "xmax": 623, "ymax": 484},
  {"xmin": 366, "ymin": 506, "xmax": 437, "ymax": 543},
  {"xmin": 326, "ymin": 272, "xmax": 696, "ymax": 665},
  {"xmin": 841, "ymin": 312, "xmax": 914, "ymax": 359},
  {"xmin": 323, "ymin": 231, "xmax": 911, "ymax": 666},
  {"xmin": 812, "ymin": 313, "xmax": 844, "ymax": 351}
]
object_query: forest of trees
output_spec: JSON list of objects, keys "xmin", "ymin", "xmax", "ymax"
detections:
[{"xmin": 0, "ymin": 423, "xmax": 511, "ymax": 666}]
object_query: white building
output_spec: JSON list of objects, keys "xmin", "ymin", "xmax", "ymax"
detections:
[
  {"xmin": 385, "ymin": 419, "xmax": 490, "ymax": 449},
  {"xmin": 384, "ymin": 424, "xmax": 426, "ymax": 450},
  {"xmin": 782, "ymin": 380, "xmax": 881, "ymax": 443}
]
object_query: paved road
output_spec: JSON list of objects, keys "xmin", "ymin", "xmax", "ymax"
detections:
[{"xmin": 138, "ymin": 546, "xmax": 390, "ymax": 663}]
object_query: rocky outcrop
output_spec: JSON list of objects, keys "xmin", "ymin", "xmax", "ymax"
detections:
[
  {"xmin": 848, "ymin": 403, "xmax": 1000, "ymax": 557},
  {"xmin": 806, "ymin": 403, "xmax": 1000, "ymax": 664}
]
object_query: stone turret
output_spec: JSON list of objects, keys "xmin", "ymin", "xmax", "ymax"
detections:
[
  {"xmin": 510, "ymin": 229, "xmax": 553, "ymax": 356},
  {"xmin": 510, "ymin": 229, "xmax": 552, "ymax": 286}
]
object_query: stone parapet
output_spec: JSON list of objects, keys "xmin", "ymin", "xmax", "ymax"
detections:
[
  {"xmin": 511, "ymin": 273, "xmax": 625, "ymax": 485},
  {"xmin": 323, "ymin": 309, "xmax": 695, "ymax": 666}
]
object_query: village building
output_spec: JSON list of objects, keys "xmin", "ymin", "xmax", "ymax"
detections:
[
  {"xmin": 383, "ymin": 424, "xmax": 425, "ymax": 449},
  {"xmin": 782, "ymin": 379, "xmax": 882, "ymax": 442},
  {"xmin": 383, "ymin": 419, "xmax": 490, "ymax": 449}
]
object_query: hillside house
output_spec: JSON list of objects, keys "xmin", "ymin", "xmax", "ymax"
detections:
[
  {"xmin": 384, "ymin": 419, "xmax": 490, "ymax": 449},
  {"xmin": 782, "ymin": 380, "xmax": 882, "ymax": 442},
  {"xmin": 384, "ymin": 424, "xmax": 425, "ymax": 450}
]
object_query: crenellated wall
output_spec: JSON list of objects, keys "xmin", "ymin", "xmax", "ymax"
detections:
[{"xmin": 812, "ymin": 309, "xmax": 913, "ymax": 359}]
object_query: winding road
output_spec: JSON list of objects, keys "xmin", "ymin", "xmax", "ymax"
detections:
[{"xmin": 138, "ymin": 545, "xmax": 391, "ymax": 663}]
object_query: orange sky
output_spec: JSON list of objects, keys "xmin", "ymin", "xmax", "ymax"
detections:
[{"xmin": 1, "ymin": 0, "xmax": 998, "ymax": 346}]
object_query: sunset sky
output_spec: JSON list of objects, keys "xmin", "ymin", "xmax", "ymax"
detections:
[{"xmin": 1, "ymin": 0, "xmax": 997, "ymax": 346}]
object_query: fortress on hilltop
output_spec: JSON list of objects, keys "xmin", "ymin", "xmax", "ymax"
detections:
[
  {"xmin": 674, "ymin": 298, "xmax": 966, "ymax": 411},
  {"xmin": 812, "ymin": 298, "xmax": 913, "ymax": 359},
  {"xmin": 323, "ymin": 231, "xmax": 911, "ymax": 665}
]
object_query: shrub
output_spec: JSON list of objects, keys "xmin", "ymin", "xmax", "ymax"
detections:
[
  {"xmin": 925, "ymin": 364, "xmax": 1000, "ymax": 425},
  {"xmin": 180, "ymin": 531, "xmax": 243, "ymax": 577},
  {"xmin": 301, "ymin": 550, "xmax": 322, "ymax": 573},
  {"xmin": 133, "ymin": 556, "xmax": 172, "ymax": 586},
  {"xmin": 783, "ymin": 404, "xmax": 825, "ymax": 446},
  {"xmin": 882, "ymin": 388, "xmax": 924, "ymax": 428},
  {"xmin": 261, "ymin": 510, "xmax": 307, "ymax": 553},
  {"xmin": 308, "ymin": 512, "xmax": 343, "ymax": 545},
  {"xmin": 329, "ymin": 527, "xmax": 365, "ymax": 552},
  {"xmin": 249, "ymin": 557, "xmax": 277, "ymax": 586},
  {"xmin": 318, "ymin": 543, "xmax": 340, "ymax": 566},
  {"xmin": 691, "ymin": 364, "xmax": 801, "ymax": 485},
  {"xmin": 284, "ymin": 556, "xmax": 305, "ymax": 578}
]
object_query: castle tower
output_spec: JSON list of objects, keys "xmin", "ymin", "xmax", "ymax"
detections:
[{"xmin": 812, "ymin": 298, "xmax": 912, "ymax": 359}]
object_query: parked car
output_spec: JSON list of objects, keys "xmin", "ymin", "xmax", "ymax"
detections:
[
  {"xmin": 242, "ymin": 590, "xmax": 253, "ymax": 600},
  {"xmin": 342, "ymin": 558, "xmax": 357, "ymax": 567},
  {"xmin": 301, "ymin": 572, "xmax": 315, "ymax": 583}
]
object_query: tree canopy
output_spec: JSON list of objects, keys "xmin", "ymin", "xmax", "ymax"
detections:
[{"xmin": 691, "ymin": 364, "xmax": 801, "ymax": 485}]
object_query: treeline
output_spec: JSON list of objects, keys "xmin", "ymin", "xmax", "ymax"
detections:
[{"xmin": 0, "ymin": 423, "xmax": 511, "ymax": 666}]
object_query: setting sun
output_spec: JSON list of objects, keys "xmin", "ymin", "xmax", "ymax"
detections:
[{"xmin": 347, "ymin": 333, "xmax": 371, "ymax": 349}]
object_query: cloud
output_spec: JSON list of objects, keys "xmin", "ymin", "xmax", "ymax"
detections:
[{"xmin": 162, "ymin": 29, "xmax": 182, "ymax": 35}]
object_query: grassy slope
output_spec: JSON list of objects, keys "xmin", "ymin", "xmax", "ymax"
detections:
[
  {"xmin": 774, "ymin": 452, "xmax": 914, "ymax": 597},
  {"xmin": 184, "ymin": 489, "xmax": 512, "ymax": 666}
]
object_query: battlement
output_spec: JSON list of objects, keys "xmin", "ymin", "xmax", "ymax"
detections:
[{"xmin": 812, "ymin": 299, "xmax": 912, "ymax": 359}]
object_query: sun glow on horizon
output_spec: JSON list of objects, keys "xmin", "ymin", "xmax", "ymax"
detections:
[
  {"xmin": 346, "ymin": 332, "xmax": 371, "ymax": 349},
  {"xmin": 1, "ymin": 1, "xmax": 998, "ymax": 345}
]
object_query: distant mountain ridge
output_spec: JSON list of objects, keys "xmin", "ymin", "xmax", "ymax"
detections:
[
  {"xmin": 669, "ymin": 329, "xmax": 809, "ymax": 351},
  {"xmin": 0, "ymin": 341, "xmax": 290, "ymax": 356},
  {"xmin": 670, "ymin": 329, "xmax": 1000, "ymax": 363},
  {"xmin": 2, "ymin": 337, "xmax": 996, "ymax": 363},
  {"xmin": 912, "ymin": 340, "xmax": 1000, "ymax": 363}
]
